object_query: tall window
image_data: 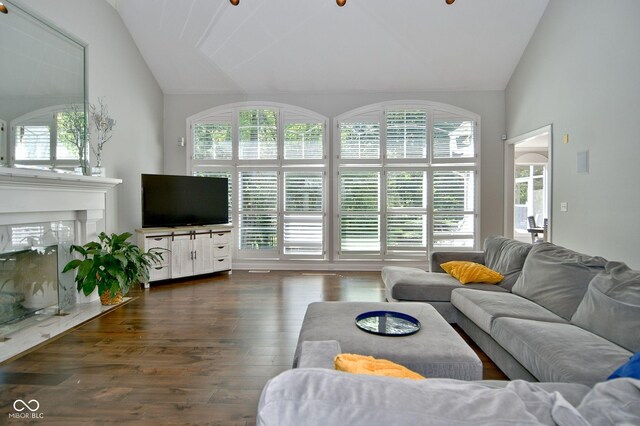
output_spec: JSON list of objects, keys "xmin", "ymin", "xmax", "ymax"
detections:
[
  {"xmin": 335, "ymin": 102, "xmax": 479, "ymax": 260},
  {"xmin": 189, "ymin": 103, "xmax": 327, "ymax": 260}
]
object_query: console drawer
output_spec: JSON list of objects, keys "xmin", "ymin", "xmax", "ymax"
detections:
[
  {"xmin": 213, "ymin": 257, "xmax": 231, "ymax": 272},
  {"xmin": 214, "ymin": 244, "xmax": 229, "ymax": 257},
  {"xmin": 213, "ymin": 232, "xmax": 230, "ymax": 245},
  {"xmin": 149, "ymin": 264, "xmax": 171, "ymax": 281}
]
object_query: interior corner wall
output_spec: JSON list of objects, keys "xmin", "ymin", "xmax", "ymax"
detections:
[
  {"xmin": 163, "ymin": 91, "xmax": 506, "ymax": 243},
  {"xmin": 27, "ymin": 0, "xmax": 164, "ymax": 234},
  {"xmin": 505, "ymin": 0, "xmax": 640, "ymax": 268}
]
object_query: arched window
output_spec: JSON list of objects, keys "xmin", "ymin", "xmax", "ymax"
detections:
[
  {"xmin": 334, "ymin": 101, "xmax": 480, "ymax": 260},
  {"xmin": 188, "ymin": 102, "xmax": 328, "ymax": 261}
]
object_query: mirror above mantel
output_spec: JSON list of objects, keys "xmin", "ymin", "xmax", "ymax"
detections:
[{"xmin": 0, "ymin": 0, "xmax": 87, "ymax": 172}]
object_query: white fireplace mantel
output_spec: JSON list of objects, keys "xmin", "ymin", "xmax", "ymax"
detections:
[{"xmin": 0, "ymin": 167, "xmax": 121, "ymax": 242}]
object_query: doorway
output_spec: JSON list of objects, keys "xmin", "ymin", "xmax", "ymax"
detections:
[{"xmin": 504, "ymin": 125, "xmax": 552, "ymax": 243}]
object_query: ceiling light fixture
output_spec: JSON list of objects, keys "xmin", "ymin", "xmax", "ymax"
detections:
[
  {"xmin": 336, "ymin": 0, "xmax": 346, "ymax": 6},
  {"xmin": 0, "ymin": 3, "xmax": 8, "ymax": 14},
  {"xmin": 229, "ymin": 0, "xmax": 239, "ymax": 5},
  {"xmin": 446, "ymin": 0, "xmax": 456, "ymax": 4}
]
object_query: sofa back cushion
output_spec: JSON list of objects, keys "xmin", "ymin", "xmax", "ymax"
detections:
[
  {"xmin": 571, "ymin": 261, "xmax": 640, "ymax": 352},
  {"xmin": 511, "ymin": 242, "xmax": 607, "ymax": 320},
  {"xmin": 483, "ymin": 236, "xmax": 532, "ymax": 290}
]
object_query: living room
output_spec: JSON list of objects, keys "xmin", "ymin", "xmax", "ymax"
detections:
[{"xmin": 0, "ymin": 0, "xmax": 638, "ymax": 424}]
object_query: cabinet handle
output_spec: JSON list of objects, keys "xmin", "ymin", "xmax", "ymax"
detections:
[
  {"xmin": 218, "ymin": 246, "xmax": 224, "ymax": 249},
  {"xmin": 217, "ymin": 258, "xmax": 225, "ymax": 262},
  {"xmin": 218, "ymin": 233, "xmax": 224, "ymax": 236},
  {"xmin": 190, "ymin": 251, "xmax": 193, "ymax": 260},
  {"xmin": 154, "ymin": 237, "xmax": 163, "ymax": 241},
  {"xmin": 194, "ymin": 251, "xmax": 197, "ymax": 260},
  {"xmin": 154, "ymin": 266, "xmax": 163, "ymax": 270}
]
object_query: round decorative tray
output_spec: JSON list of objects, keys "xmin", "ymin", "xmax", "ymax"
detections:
[{"xmin": 355, "ymin": 310, "xmax": 421, "ymax": 336}]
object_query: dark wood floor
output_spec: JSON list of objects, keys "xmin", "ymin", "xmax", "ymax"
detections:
[{"xmin": 0, "ymin": 271, "xmax": 507, "ymax": 424}]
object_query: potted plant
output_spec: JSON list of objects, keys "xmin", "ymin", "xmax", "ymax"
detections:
[{"xmin": 62, "ymin": 232, "xmax": 163, "ymax": 305}]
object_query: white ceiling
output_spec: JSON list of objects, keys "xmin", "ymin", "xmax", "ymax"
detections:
[{"xmin": 115, "ymin": 0, "xmax": 548, "ymax": 95}]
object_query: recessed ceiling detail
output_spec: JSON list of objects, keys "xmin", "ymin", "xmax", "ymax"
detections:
[{"xmin": 115, "ymin": 0, "xmax": 548, "ymax": 95}]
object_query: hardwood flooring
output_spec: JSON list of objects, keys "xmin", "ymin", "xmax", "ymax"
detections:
[{"xmin": 0, "ymin": 270, "xmax": 507, "ymax": 424}]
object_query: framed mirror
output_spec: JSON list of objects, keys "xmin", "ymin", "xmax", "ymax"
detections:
[{"xmin": 0, "ymin": 0, "xmax": 87, "ymax": 171}]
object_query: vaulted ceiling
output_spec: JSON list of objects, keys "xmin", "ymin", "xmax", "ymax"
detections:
[{"xmin": 114, "ymin": 0, "xmax": 548, "ymax": 95}]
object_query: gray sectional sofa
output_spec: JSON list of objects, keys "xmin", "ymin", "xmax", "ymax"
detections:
[
  {"xmin": 383, "ymin": 236, "xmax": 640, "ymax": 386},
  {"xmin": 257, "ymin": 340, "xmax": 640, "ymax": 426}
]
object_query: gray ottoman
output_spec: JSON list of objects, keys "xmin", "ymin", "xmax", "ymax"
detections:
[{"xmin": 293, "ymin": 301, "xmax": 482, "ymax": 380}]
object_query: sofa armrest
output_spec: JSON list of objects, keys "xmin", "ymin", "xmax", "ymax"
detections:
[
  {"xmin": 298, "ymin": 340, "xmax": 342, "ymax": 369},
  {"xmin": 431, "ymin": 251, "xmax": 485, "ymax": 273}
]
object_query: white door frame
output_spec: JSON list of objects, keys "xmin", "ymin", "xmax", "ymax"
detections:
[{"xmin": 503, "ymin": 124, "xmax": 553, "ymax": 241}]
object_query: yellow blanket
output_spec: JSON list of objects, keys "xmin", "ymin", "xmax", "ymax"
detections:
[{"xmin": 334, "ymin": 353, "xmax": 425, "ymax": 380}]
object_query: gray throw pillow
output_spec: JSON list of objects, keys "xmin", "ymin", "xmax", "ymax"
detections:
[
  {"xmin": 511, "ymin": 243, "xmax": 607, "ymax": 320},
  {"xmin": 483, "ymin": 236, "xmax": 532, "ymax": 290},
  {"xmin": 571, "ymin": 261, "xmax": 640, "ymax": 352}
]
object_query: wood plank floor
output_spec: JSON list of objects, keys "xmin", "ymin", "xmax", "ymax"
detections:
[{"xmin": 0, "ymin": 271, "xmax": 507, "ymax": 424}]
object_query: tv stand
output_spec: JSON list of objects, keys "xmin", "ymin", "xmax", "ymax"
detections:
[{"xmin": 135, "ymin": 224, "xmax": 233, "ymax": 287}]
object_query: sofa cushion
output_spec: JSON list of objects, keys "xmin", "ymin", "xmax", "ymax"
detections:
[
  {"xmin": 441, "ymin": 261, "xmax": 504, "ymax": 284},
  {"xmin": 483, "ymin": 236, "xmax": 532, "ymax": 290},
  {"xmin": 451, "ymin": 288, "xmax": 566, "ymax": 334},
  {"xmin": 511, "ymin": 243, "xmax": 607, "ymax": 320},
  {"xmin": 382, "ymin": 266, "xmax": 509, "ymax": 302},
  {"xmin": 491, "ymin": 317, "xmax": 632, "ymax": 386},
  {"xmin": 571, "ymin": 262, "xmax": 640, "ymax": 353}
]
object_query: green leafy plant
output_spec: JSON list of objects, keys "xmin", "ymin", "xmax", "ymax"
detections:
[{"xmin": 62, "ymin": 232, "xmax": 164, "ymax": 300}]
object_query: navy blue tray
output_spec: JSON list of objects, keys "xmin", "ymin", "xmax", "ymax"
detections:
[{"xmin": 355, "ymin": 310, "xmax": 421, "ymax": 336}]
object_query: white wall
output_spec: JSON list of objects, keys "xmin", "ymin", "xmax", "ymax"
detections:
[
  {"xmin": 164, "ymin": 91, "xmax": 506, "ymax": 242},
  {"xmin": 27, "ymin": 0, "xmax": 164, "ymax": 234},
  {"xmin": 506, "ymin": 0, "xmax": 640, "ymax": 268}
]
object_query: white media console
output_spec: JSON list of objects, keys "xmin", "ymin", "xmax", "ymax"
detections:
[{"xmin": 136, "ymin": 224, "xmax": 233, "ymax": 286}]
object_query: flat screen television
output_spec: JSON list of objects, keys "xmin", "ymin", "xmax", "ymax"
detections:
[{"xmin": 141, "ymin": 174, "xmax": 228, "ymax": 228}]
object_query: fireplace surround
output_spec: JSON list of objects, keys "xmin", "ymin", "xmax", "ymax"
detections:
[{"xmin": 0, "ymin": 167, "xmax": 120, "ymax": 354}]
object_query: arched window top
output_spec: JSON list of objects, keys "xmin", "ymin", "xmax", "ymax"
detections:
[
  {"xmin": 336, "ymin": 100, "xmax": 479, "ymax": 123},
  {"xmin": 188, "ymin": 101, "xmax": 327, "ymax": 125}
]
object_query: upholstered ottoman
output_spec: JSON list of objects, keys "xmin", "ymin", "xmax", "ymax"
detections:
[{"xmin": 293, "ymin": 301, "xmax": 482, "ymax": 380}]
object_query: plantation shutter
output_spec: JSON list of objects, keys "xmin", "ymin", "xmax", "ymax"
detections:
[
  {"xmin": 386, "ymin": 171, "xmax": 427, "ymax": 251},
  {"xmin": 193, "ymin": 111, "xmax": 233, "ymax": 161},
  {"xmin": 283, "ymin": 110, "xmax": 324, "ymax": 160},
  {"xmin": 238, "ymin": 109, "xmax": 278, "ymax": 160},
  {"xmin": 14, "ymin": 125, "xmax": 50, "ymax": 160},
  {"xmin": 339, "ymin": 171, "xmax": 380, "ymax": 252},
  {"xmin": 432, "ymin": 110, "xmax": 475, "ymax": 160},
  {"xmin": 239, "ymin": 171, "xmax": 278, "ymax": 251},
  {"xmin": 339, "ymin": 111, "xmax": 381, "ymax": 160},
  {"xmin": 386, "ymin": 109, "xmax": 427, "ymax": 159},
  {"xmin": 283, "ymin": 172, "xmax": 324, "ymax": 255},
  {"xmin": 432, "ymin": 170, "xmax": 475, "ymax": 247}
]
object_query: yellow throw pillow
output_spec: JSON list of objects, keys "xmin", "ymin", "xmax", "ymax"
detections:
[
  {"xmin": 441, "ymin": 261, "xmax": 504, "ymax": 284},
  {"xmin": 334, "ymin": 353, "xmax": 425, "ymax": 380}
]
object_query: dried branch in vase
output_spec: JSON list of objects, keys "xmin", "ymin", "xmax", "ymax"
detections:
[{"xmin": 90, "ymin": 98, "xmax": 116, "ymax": 169}]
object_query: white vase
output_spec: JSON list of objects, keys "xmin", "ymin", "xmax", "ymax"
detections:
[{"xmin": 91, "ymin": 166, "xmax": 106, "ymax": 177}]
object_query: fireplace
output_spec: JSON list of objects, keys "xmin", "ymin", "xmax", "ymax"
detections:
[{"xmin": 0, "ymin": 167, "xmax": 121, "ymax": 344}]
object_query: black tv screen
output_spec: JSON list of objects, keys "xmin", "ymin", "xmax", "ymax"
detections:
[{"xmin": 142, "ymin": 174, "xmax": 228, "ymax": 228}]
